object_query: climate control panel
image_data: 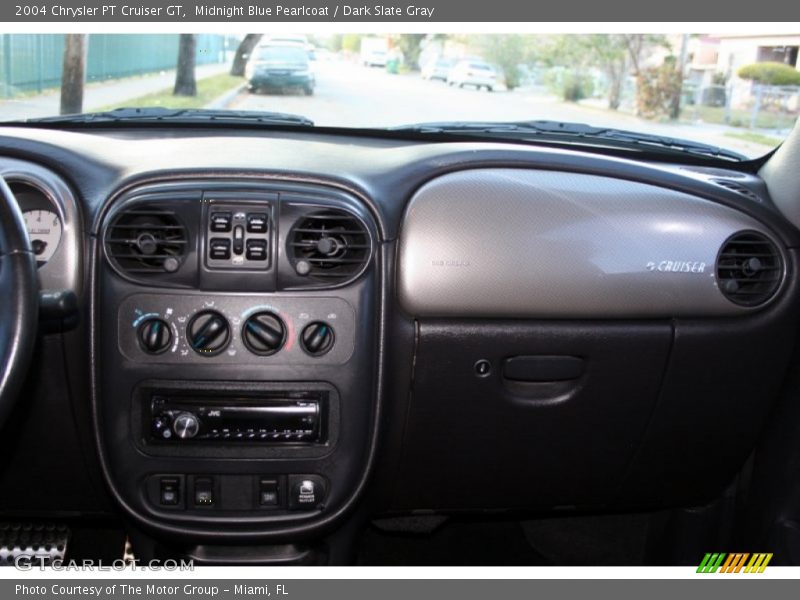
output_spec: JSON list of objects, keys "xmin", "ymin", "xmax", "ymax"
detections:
[{"xmin": 120, "ymin": 293, "xmax": 356, "ymax": 365}]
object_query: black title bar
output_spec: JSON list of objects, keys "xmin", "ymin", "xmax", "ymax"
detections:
[{"xmin": 4, "ymin": 1, "xmax": 800, "ymax": 22}]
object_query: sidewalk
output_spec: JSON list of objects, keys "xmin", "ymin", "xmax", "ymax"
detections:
[
  {"xmin": 515, "ymin": 90, "xmax": 787, "ymax": 156},
  {"xmin": 0, "ymin": 62, "xmax": 231, "ymax": 120}
]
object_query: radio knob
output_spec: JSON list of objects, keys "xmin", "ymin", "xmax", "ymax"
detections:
[
  {"xmin": 242, "ymin": 311, "xmax": 286, "ymax": 356},
  {"xmin": 300, "ymin": 321, "xmax": 335, "ymax": 356},
  {"xmin": 172, "ymin": 412, "xmax": 200, "ymax": 439},
  {"xmin": 187, "ymin": 310, "xmax": 230, "ymax": 356},
  {"xmin": 137, "ymin": 318, "xmax": 172, "ymax": 354}
]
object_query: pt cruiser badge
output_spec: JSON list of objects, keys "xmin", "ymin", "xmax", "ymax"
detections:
[
  {"xmin": 431, "ymin": 259, "xmax": 471, "ymax": 267},
  {"xmin": 646, "ymin": 260, "xmax": 707, "ymax": 273}
]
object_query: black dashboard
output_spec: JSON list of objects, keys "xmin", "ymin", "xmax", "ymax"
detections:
[{"xmin": 1, "ymin": 124, "xmax": 798, "ymax": 563}]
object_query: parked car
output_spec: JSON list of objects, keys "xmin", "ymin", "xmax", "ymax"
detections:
[
  {"xmin": 363, "ymin": 49, "xmax": 388, "ymax": 68},
  {"xmin": 265, "ymin": 34, "xmax": 310, "ymax": 48},
  {"xmin": 361, "ymin": 37, "xmax": 389, "ymax": 67},
  {"xmin": 245, "ymin": 43, "xmax": 315, "ymax": 95},
  {"xmin": 447, "ymin": 60, "xmax": 498, "ymax": 91},
  {"xmin": 422, "ymin": 57, "xmax": 456, "ymax": 81}
]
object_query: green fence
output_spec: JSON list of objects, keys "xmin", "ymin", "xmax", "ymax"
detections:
[{"xmin": 0, "ymin": 34, "xmax": 228, "ymax": 97}]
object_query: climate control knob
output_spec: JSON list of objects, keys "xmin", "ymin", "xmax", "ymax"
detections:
[
  {"xmin": 172, "ymin": 412, "xmax": 200, "ymax": 439},
  {"xmin": 300, "ymin": 321, "xmax": 335, "ymax": 356},
  {"xmin": 242, "ymin": 311, "xmax": 286, "ymax": 356},
  {"xmin": 137, "ymin": 318, "xmax": 172, "ymax": 354},
  {"xmin": 187, "ymin": 310, "xmax": 230, "ymax": 356}
]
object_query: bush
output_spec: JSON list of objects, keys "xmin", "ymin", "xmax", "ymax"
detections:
[
  {"xmin": 501, "ymin": 65, "xmax": 522, "ymax": 91},
  {"xmin": 737, "ymin": 62, "xmax": 800, "ymax": 86},
  {"xmin": 479, "ymin": 35, "xmax": 526, "ymax": 91},
  {"xmin": 545, "ymin": 69, "xmax": 593, "ymax": 102},
  {"xmin": 566, "ymin": 72, "xmax": 593, "ymax": 102},
  {"xmin": 636, "ymin": 63, "xmax": 683, "ymax": 119}
]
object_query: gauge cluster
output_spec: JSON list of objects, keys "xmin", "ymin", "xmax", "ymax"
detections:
[
  {"xmin": 1, "ymin": 158, "xmax": 82, "ymax": 294},
  {"xmin": 10, "ymin": 182, "xmax": 63, "ymax": 265},
  {"xmin": 22, "ymin": 208, "xmax": 62, "ymax": 265}
]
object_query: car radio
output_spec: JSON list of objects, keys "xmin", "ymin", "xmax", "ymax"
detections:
[{"xmin": 149, "ymin": 393, "xmax": 323, "ymax": 443}]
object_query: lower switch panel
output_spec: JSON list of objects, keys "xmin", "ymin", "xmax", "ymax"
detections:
[
  {"xmin": 193, "ymin": 477, "xmax": 215, "ymax": 507},
  {"xmin": 159, "ymin": 477, "xmax": 181, "ymax": 507},
  {"xmin": 288, "ymin": 475, "xmax": 326, "ymax": 510},
  {"xmin": 258, "ymin": 478, "xmax": 280, "ymax": 507},
  {"xmin": 146, "ymin": 473, "xmax": 326, "ymax": 513}
]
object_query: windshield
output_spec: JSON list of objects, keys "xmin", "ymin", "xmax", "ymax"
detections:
[
  {"xmin": 255, "ymin": 45, "xmax": 310, "ymax": 63},
  {"xmin": 1, "ymin": 32, "xmax": 798, "ymax": 159}
]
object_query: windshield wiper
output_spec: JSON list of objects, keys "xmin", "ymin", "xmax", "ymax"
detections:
[
  {"xmin": 7, "ymin": 107, "xmax": 314, "ymax": 127},
  {"xmin": 391, "ymin": 119, "xmax": 746, "ymax": 161}
]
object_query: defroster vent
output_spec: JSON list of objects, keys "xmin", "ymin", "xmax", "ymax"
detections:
[
  {"xmin": 713, "ymin": 179, "xmax": 762, "ymax": 203},
  {"xmin": 105, "ymin": 206, "xmax": 188, "ymax": 275},
  {"xmin": 287, "ymin": 209, "xmax": 370, "ymax": 284},
  {"xmin": 716, "ymin": 231, "xmax": 783, "ymax": 307}
]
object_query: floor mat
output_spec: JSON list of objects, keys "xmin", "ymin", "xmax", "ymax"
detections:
[{"xmin": 356, "ymin": 517, "xmax": 550, "ymax": 566}]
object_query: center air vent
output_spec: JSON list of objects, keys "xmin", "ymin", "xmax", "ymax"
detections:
[
  {"xmin": 287, "ymin": 209, "xmax": 370, "ymax": 284},
  {"xmin": 716, "ymin": 231, "xmax": 783, "ymax": 307},
  {"xmin": 105, "ymin": 206, "xmax": 188, "ymax": 275}
]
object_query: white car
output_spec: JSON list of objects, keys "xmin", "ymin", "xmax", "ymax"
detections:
[
  {"xmin": 363, "ymin": 49, "xmax": 388, "ymax": 68},
  {"xmin": 447, "ymin": 60, "xmax": 497, "ymax": 91},
  {"xmin": 422, "ymin": 57, "xmax": 456, "ymax": 81}
]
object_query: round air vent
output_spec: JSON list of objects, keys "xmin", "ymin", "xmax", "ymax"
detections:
[
  {"xmin": 104, "ymin": 206, "xmax": 188, "ymax": 275},
  {"xmin": 287, "ymin": 209, "xmax": 370, "ymax": 284},
  {"xmin": 716, "ymin": 231, "xmax": 783, "ymax": 307}
]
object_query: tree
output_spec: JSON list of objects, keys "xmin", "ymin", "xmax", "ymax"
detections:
[
  {"xmin": 534, "ymin": 35, "xmax": 595, "ymax": 101},
  {"xmin": 173, "ymin": 34, "xmax": 197, "ymax": 97},
  {"xmin": 60, "ymin": 34, "xmax": 87, "ymax": 115},
  {"xmin": 635, "ymin": 58, "xmax": 683, "ymax": 120},
  {"xmin": 230, "ymin": 34, "xmax": 262, "ymax": 77},
  {"xmin": 584, "ymin": 35, "xmax": 628, "ymax": 110},
  {"xmin": 621, "ymin": 34, "xmax": 670, "ymax": 116},
  {"xmin": 623, "ymin": 34, "xmax": 662, "ymax": 76},
  {"xmin": 328, "ymin": 34, "xmax": 343, "ymax": 52},
  {"xmin": 479, "ymin": 35, "xmax": 528, "ymax": 90},
  {"xmin": 390, "ymin": 34, "xmax": 426, "ymax": 70},
  {"xmin": 338, "ymin": 34, "xmax": 361, "ymax": 54}
]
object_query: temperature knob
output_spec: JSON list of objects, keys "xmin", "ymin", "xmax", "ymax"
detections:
[
  {"xmin": 187, "ymin": 310, "xmax": 230, "ymax": 356},
  {"xmin": 137, "ymin": 318, "xmax": 172, "ymax": 354},
  {"xmin": 242, "ymin": 311, "xmax": 286, "ymax": 356},
  {"xmin": 300, "ymin": 322, "xmax": 335, "ymax": 356},
  {"xmin": 172, "ymin": 412, "xmax": 200, "ymax": 439}
]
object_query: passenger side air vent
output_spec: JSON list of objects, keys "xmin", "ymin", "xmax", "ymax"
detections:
[
  {"xmin": 105, "ymin": 207, "xmax": 188, "ymax": 275},
  {"xmin": 716, "ymin": 231, "xmax": 783, "ymax": 307},
  {"xmin": 287, "ymin": 209, "xmax": 370, "ymax": 284},
  {"xmin": 713, "ymin": 179, "xmax": 762, "ymax": 203}
]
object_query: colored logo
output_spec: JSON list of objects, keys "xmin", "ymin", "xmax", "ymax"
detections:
[{"xmin": 697, "ymin": 553, "xmax": 773, "ymax": 573}]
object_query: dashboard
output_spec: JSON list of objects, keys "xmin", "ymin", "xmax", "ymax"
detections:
[{"xmin": 0, "ymin": 124, "xmax": 798, "ymax": 563}]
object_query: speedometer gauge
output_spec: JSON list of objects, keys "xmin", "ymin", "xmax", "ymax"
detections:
[{"xmin": 23, "ymin": 209, "xmax": 62, "ymax": 265}]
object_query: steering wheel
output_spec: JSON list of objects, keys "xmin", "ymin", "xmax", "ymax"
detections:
[{"xmin": 0, "ymin": 176, "xmax": 38, "ymax": 429}]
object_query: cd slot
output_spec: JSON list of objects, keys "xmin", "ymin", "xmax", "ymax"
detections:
[{"xmin": 149, "ymin": 393, "xmax": 324, "ymax": 443}]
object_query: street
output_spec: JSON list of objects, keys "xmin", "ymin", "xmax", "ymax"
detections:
[
  {"xmin": 0, "ymin": 55, "xmax": 782, "ymax": 158},
  {"xmin": 232, "ymin": 58, "xmax": 772, "ymax": 157}
]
